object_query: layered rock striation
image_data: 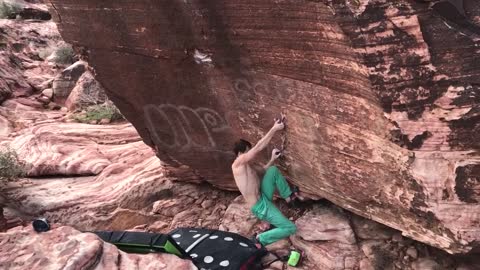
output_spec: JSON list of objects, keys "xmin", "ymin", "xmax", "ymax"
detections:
[
  {"xmin": 0, "ymin": 226, "xmax": 197, "ymax": 270},
  {"xmin": 46, "ymin": 0, "xmax": 480, "ymax": 253}
]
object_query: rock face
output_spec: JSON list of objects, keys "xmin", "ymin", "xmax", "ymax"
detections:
[
  {"xmin": 45, "ymin": 0, "xmax": 480, "ymax": 254},
  {"xmin": 289, "ymin": 203, "xmax": 480, "ymax": 270},
  {"xmin": 0, "ymin": 19, "xmax": 62, "ymax": 103},
  {"xmin": 296, "ymin": 205, "xmax": 356, "ymax": 245},
  {"xmin": 292, "ymin": 205, "xmax": 361, "ymax": 269},
  {"xmin": 51, "ymin": 60, "xmax": 87, "ymax": 101},
  {"xmin": 47, "ymin": 0, "xmax": 480, "ymax": 254},
  {"xmin": 0, "ymin": 208, "xmax": 6, "ymax": 232},
  {"xmin": 0, "ymin": 226, "xmax": 197, "ymax": 270},
  {"xmin": 0, "ymin": 0, "xmax": 51, "ymax": 20},
  {"xmin": 65, "ymin": 70, "xmax": 107, "ymax": 111},
  {"xmin": 1, "ymin": 121, "xmax": 236, "ymax": 231}
]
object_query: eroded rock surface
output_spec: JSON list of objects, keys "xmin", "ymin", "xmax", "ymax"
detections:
[
  {"xmin": 46, "ymin": 0, "xmax": 480, "ymax": 253},
  {"xmin": 65, "ymin": 70, "xmax": 107, "ymax": 111},
  {"xmin": 1, "ymin": 121, "xmax": 238, "ymax": 231},
  {"xmin": 52, "ymin": 60, "xmax": 86, "ymax": 101},
  {"xmin": 0, "ymin": 19, "xmax": 61, "ymax": 103},
  {"xmin": 1, "ymin": 2, "xmax": 479, "ymax": 269},
  {"xmin": 0, "ymin": 226, "xmax": 197, "ymax": 270},
  {"xmin": 290, "ymin": 203, "xmax": 480, "ymax": 270},
  {"xmin": 296, "ymin": 205, "xmax": 356, "ymax": 245}
]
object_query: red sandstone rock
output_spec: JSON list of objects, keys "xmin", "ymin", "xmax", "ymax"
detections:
[
  {"xmin": 1, "ymin": 120, "xmax": 236, "ymax": 232},
  {"xmin": 8, "ymin": 123, "xmax": 116, "ymax": 176},
  {"xmin": 46, "ymin": 0, "xmax": 480, "ymax": 253},
  {"xmin": 0, "ymin": 226, "xmax": 197, "ymax": 270},
  {"xmin": 0, "ymin": 2, "xmax": 479, "ymax": 269},
  {"xmin": 52, "ymin": 61, "xmax": 87, "ymax": 101},
  {"xmin": 0, "ymin": 18, "xmax": 62, "ymax": 103},
  {"xmin": 0, "ymin": 208, "xmax": 6, "ymax": 232},
  {"xmin": 219, "ymin": 195, "xmax": 257, "ymax": 236},
  {"xmin": 1, "ymin": 117, "xmax": 476, "ymax": 269},
  {"xmin": 65, "ymin": 71, "xmax": 107, "ymax": 111},
  {"xmin": 296, "ymin": 205, "xmax": 356, "ymax": 245},
  {"xmin": 1, "ymin": 0, "xmax": 51, "ymax": 20},
  {"xmin": 351, "ymin": 215, "xmax": 396, "ymax": 241},
  {"xmin": 291, "ymin": 235, "xmax": 361, "ymax": 270}
]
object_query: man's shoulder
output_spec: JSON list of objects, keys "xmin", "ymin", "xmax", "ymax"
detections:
[
  {"xmin": 231, "ymin": 155, "xmax": 244, "ymax": 168},
  {"xmin": 232, "ymin": 158, "xmax": 250, "ymax": 172}
]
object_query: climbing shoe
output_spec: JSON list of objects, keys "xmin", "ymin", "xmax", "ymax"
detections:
[{"xmin": 287, "ymin": 186, "xmax": 303, "ymax": 208}]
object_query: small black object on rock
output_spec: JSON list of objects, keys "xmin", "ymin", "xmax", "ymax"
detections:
[{"xmin": 32, "ymin": 218, "xmax": 50, "ymax": 233}]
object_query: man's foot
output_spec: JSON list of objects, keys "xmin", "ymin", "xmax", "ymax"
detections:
[
  {"xmin": 251, "ymin": 234, "xmax": 264, "ymax": 249},
  {"xmin": 286, "ymin": 186, "xmax": 304, "ymax": 206}
]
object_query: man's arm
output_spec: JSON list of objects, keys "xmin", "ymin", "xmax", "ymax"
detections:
[{"xmin": 235, "ymin": 116, "xmax": 285, "ymax": 166}]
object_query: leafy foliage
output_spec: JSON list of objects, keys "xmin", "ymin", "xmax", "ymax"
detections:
[
  {"xmin": 52, "ymin": 45, "xmax": 75, "ymax": 65},
  {"xmin": 73, "ymin": 102, "xmax": 124, "ymax": 124},
  {"xmin": 0, "ymin": 0, "xmax": 22, "ymax": 19},
  {"xmin": 0, "ymin": 148, "xmax": 26, "ymax": 181}
]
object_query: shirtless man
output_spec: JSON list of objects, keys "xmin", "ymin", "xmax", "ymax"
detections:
[{"xmin": 231, "ymin": 115, "xmax": 299, "ymax": 248}]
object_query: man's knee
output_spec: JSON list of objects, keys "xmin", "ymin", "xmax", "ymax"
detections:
[{"xmin": 286, "ymin": 223, "xmax": 297, "ymax": 235}]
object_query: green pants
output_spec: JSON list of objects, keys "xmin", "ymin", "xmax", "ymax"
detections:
[{"xmin": 251, "ymin": 166, "xmax": 297, "ymax": 246}]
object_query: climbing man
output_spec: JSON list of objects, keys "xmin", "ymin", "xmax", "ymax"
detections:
[{"xmin": 231, "ymin": 114, "xmax": 301, "ymax": 248}]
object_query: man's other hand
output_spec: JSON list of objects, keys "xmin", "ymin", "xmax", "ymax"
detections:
[{"xmin": 271, "ymin": 148, "xmax": 282, "ymax": 160}]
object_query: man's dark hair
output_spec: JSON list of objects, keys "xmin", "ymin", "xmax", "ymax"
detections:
[{"xmin": 233, "ymin": 139, "xmax": 252, "ymax": 156}]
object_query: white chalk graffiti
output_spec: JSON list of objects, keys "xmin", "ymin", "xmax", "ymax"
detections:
[
  {"xmin": 232, "ymin": 77, "xmax": 289, "ymax": 102},
  {"xmin": 144, "ymin": 104, "xmax": 231, "ymax": 151},
  {"xmin": 233, "ymin": 78, "xmax": 263, "ymax": 98}
]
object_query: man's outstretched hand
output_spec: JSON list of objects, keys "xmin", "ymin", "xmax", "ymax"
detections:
[{"xmin": 272, "ymin": 113, "xmax": 286, "ymax": 131}]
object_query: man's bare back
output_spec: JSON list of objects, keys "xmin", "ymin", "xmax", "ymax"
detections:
[{"xmin": 232, "ymin": 163, "xmax": 261, "ymax": 207}]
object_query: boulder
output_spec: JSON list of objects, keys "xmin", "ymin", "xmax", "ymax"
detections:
[
  {"xmin": 0, "ymin": 226, "xmax": 197, "ymax": 270},
  {"xmin": 41, "ymin": 88, "xmax": 53, "ymax": 99},
  {"xmin": 65, "ymin": 71, "xmax": 107, "ymax": 111},
  {"xmin": 47, "ymin": 0, "xmax": 480, "ymax": 253},
  {"xmin": 295, "ymin": 205, "xmax": 356, "ymax": 245},
  {"xmin": 99, "ymin": 118, "xmax": 111, "ymax": 124},
  {"xmin": 219, "ymin": 195, "xmax": 257, "ymax": 236},
  {"xmin": 52, "ymin": 61, "xmax": 87, "ymax": 101},
  {"xmin": 291, "ymin": 205, "xmax": 363, "ymax": 269},
  {"xmin": 291, "ymin": 235, "xmax": 361, "ymax": 270}
]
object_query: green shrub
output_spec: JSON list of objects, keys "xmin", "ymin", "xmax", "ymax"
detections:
[
  {"xmin": 0, "ymin": 0, "xmax": 22, "ymax": 19},
  {"xmin": 52, "ymin": 45, "xmax": 75, "ymax": 65},
  {"xmin": 73, "ymin": 102, "xmax": 124, "ymax": 123},
  {"xmin": 0, "ymin": 148, "xmax": 26, "ymax": 181}
]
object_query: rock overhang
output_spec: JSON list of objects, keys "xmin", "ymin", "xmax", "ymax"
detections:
[{"xmin": 47, "ymin": 0, "xmax": 480, "ymax": 254}]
